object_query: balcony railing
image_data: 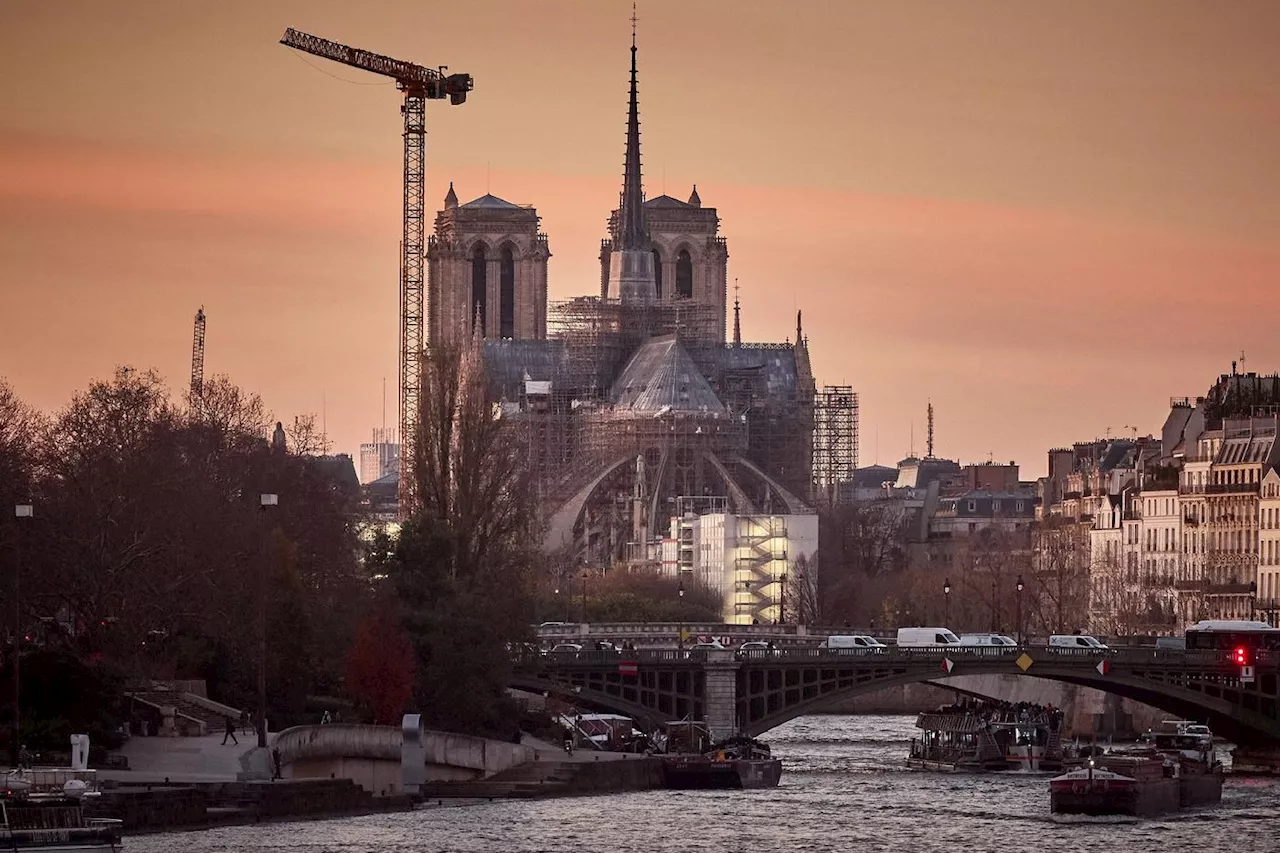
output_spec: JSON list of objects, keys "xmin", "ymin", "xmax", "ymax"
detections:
[{"xmin": 1206, "ymin": 482, "xmax": 1260, "ymax": 495}]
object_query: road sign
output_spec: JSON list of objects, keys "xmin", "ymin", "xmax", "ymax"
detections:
[
  {"xmin": 1241, "ymin": 665, "xmax": 1255, "ymax": 684},
  {"xmin": 619, "ymin": 660, "xmax": 638, "ymax": 677},
  {"xmin": 941, "ymin": 658, "xmax": 955, "ymax": 674},
  {"xmin": 1096, "ymin": 659, "xmax": 1111, "ymax": 676},
  {"xmin": 1016, "ymin": 653, "xmax": 1034, "ymax": 672}
]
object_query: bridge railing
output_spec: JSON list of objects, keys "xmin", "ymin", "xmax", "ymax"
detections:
[{"xmin": 519, "ymin": 645, "xmax": 1275, "ymax": 669}]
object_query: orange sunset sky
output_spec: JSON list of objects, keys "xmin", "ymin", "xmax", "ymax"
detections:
[{"xmin": 2, "ymin": 1, "xmax": 1278, "ymax": 477}]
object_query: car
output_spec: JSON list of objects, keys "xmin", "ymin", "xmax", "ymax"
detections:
[
  {"xmin": 958, "ymin": 633, "xmax": 1018, "ymax": 647},
  {"xmin": 821, "ymin": 634, "xmax": 887, "ymax": 653},
  {"xmin": 686, "ymin": 641, "xmax": 726, "ymax": 658},
  {"xmin": 548, "ymin": 642, "xmax": 584, "ymax": 656},
  {"xmin": 1049, "ymin": 634, "xmax": 1110, "ymax": 651},
  {"xmin": 736, "ymin": 640, "xmax": 779, "ymax": 658},
  {"xmin": 591, "ymin": 640, "xmax": 621, "ymax": 653}
]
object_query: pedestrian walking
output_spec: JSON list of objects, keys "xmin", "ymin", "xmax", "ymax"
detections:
[
  {"xmin": 222, "ymin": 715, "xmax": 239, "ymax": 746},
  {"xmin": 239, "ymin": 708, "xmax": 251, "ymax": 735}
]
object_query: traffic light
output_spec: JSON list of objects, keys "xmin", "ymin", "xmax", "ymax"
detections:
[{"xmin": 1233, "ymin": 646, "xmax": 1249, "ymax": 666}]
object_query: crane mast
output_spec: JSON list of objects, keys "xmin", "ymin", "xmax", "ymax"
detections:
[
  {"xmin": 280, "ymin": 28, "xmax": 472, "ymax": 513},
  {"xmin": 191, "ymin": 307, "xmax": 206, "ymax": 400}
]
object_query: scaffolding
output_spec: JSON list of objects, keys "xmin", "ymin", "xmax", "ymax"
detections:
[{"xmin": 813, "ymin": 385, "xmax": 858, "ymax": 506}]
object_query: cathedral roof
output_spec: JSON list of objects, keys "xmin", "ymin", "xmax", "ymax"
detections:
[
  {"xmin": 645, "ymin": 195, "xmax": 692, "ymax": 209},
  {"xmin": 461, "ymin": 193, "xmax": 522, "ymax": 209},
  {"xmin": 611, "ymin": 335, "xmax": 728, "ymax": 414}
]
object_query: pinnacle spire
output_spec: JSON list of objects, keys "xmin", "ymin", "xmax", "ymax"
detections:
[
  {"xmin": 733, "ymin": 279, "xmax": 741, "ymax": 347},
  {"xmin": 617, "ymin": 9, "xmax": 647, "ymax": 250}
]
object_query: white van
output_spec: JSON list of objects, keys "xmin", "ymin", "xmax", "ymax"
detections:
[
  {"xmin": 958, "ymin": 633, "xmax": 1018, "ymax": 647},
  {"xmin": 896, "ymin": 627, "xmax": 961, "ymax": 647},
  {"xmin": 822, "ymin": 635, "xmax": 887, "ymax": 653},
  {"xmin": 1049, "ymin": 634, "xmax": 1109, "ymax": 650}
]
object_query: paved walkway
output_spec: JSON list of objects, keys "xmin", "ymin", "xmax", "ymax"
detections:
[
  {"xmin": 102, "ymin": 729, "xmax": 272, "ymax": 784},
  {"xmin": 520, "ymin": 733, "xmax": 642, "ymax": 763}
]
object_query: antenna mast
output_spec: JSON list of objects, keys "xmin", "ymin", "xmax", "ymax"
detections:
[{"xmin": 190, "ymin": 308, "xmax": 206, "ymax": 399}]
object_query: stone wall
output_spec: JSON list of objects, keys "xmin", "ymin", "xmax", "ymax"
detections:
[{"xmin": 273, "ymin": 725, "xmax": 535, "ymax": 794}]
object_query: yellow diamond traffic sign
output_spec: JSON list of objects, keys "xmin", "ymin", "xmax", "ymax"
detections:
[{"xmin": 1016, "ymin": 653, "xmax": 1034, "ymax": 672}]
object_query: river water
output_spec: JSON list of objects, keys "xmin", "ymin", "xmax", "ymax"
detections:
[{"xmin": 131, "ymin": 714, "xmax": 1278, "ymax": 853}]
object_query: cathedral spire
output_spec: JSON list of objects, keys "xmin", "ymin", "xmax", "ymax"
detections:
[
  {"xmin": 617, "ymin": 6, "xmax": 647, "ymax": 251},
  {"xmin": 733, "ymin": 279, "xmax": 741, "ymax": 347}
]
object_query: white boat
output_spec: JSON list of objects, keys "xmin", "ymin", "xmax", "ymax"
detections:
[{"xmin": 0, "ymin": 735, "xmax": 122, "ymax": 850}]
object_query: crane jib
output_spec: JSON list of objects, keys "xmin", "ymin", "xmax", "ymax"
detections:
[{"xmin": 280, "ymin": 27, "xmax": 465, "ymax": 92}]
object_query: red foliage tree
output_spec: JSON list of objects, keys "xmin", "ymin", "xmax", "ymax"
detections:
[{"xmin": 345, "ymin": 602, "xmax": 416, "ymax": 725}]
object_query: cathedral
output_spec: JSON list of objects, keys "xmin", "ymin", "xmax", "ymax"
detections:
[{"xmin": 424, "ymin": 31, "xmax": 818, "ymax": 621}]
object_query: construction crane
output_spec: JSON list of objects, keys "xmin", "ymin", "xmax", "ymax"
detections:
[
  {"xmin": 190, "ymin": 307, "xmax": 206, "ymax": 400},
  {"xmin": 279, "ymin": 28, "xmax": 473, "ymax": 509}
]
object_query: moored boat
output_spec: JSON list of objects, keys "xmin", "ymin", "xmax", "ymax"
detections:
[
  {"xmin": 661, "ymin": 735, "xmax": 782, "ymax": 790},
  {"xmin": 0, "ymin": 770, "xmax": 122, "ymax": 851}
]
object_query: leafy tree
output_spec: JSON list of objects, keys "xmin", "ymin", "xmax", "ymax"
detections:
[{"xmin": 345, "ymin": 598, "xmax": 415, "ymax": 725}]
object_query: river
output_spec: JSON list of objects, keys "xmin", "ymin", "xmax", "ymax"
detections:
[{"xmin": 130, "ymin": 714, "xmax": 1279, "ymax": 853}]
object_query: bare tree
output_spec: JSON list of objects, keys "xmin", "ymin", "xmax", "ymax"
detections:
[
  {"xmin": 0, "ymin": 379, "xmax": 42, "ymax": 509},
  {"xmin": 1029, "ymin": 519, "xmax": 1091, "ymax": 635},
  {"xmin": 285, "ymin": 413, "xmax": 332, "ymax": 456},
  {"xmin": 409, "ymin": 340, "xmax": 536, "ymax": 581}
]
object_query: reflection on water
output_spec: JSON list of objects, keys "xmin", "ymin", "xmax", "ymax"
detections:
[{"xmin": 130, "ymin": 714, "xmax": 1279, "ymax": 853}]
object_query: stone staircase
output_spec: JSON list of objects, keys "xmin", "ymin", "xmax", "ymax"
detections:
[{"xmin": 129, "ymin": 690, "xmax": 242, "ymax": 736}]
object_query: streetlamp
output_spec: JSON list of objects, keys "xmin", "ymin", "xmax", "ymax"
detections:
[
  {"xmin": 12, "ymin": 504, "xmax": 32, "ymax": 768},
  {"xmin": 580, "ymin": 569, "xmax": 589, "ymax": 624},
  {"xmin": 553, "ymin": 583, "xmax": 562, "ymax": 623},
  {"xmin": 943, "ymin": 578, "xmax": 951, "ymax": 627},
  {"xmin": 1015, "ymin": 575, "xmax": 1025, "ymax": 645},
  {"xmin": 257, "ymin": 493, "xmax": 278, "ymax": 749},
  {"xmin": 1249, "ymin": 581, "xmax": 1258, "ymax": 621},
  {"xmin": 677, "ymin": 575, "xmax": 686, "ymax": 651},
  {"xmin": 779, "ymin": 572, "xmax": 788, "ymax": 626},
  {"xmin": 991, "ymin": 577, "xmax": 998, "ymax": 632}
]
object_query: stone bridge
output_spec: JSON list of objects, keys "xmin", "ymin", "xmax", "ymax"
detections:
[{"xmin": 510, "ymin": 646, "xmax": 1280, "ymax": 747}]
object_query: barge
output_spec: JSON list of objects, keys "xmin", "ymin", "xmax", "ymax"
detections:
[
  {"xmin": 1049, "ymin": 721, "xmax": 1223, "ymax": 816},
  {"xmin": 661, "ymin": 735, "xmax": 782, "ymax": 790}
]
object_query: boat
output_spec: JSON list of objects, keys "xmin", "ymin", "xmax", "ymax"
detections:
[
  {"xmin": 1049, "ymin": 721, "xmax": 1223, "ymax": 816},
  {"xmin": 1140, "ymin": 720, "xmax": 1224, "ymax": 809},
  {"xmin": 1049, "ymin": 753, "xmax": 1178, "ymax": 816},
  {"xmin": 0, "ymin": 770, "xmax": 122, "ymax": 851},
  {"xmin": 907, "ymin": 701, "xmax": 1065, "ymax": 772},
  {"xmin": 660, "ymin": 733, "xmax": 782, "ymax": 790}
]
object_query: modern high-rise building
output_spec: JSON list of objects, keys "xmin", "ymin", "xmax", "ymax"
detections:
[{"xmin": 359, "ymin": 428, "xmax": 400, "ymax": 485}]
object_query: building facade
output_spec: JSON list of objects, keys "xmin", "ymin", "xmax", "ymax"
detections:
[{"xmin": 426, "ymin": 187, "xmax": 550, "ymax": 346}]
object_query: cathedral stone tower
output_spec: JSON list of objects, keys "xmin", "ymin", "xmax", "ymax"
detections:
[
  {"xmin": 427, "ymin": 184, "xmax": 550, "ymax": 345},
  {"xmin": 598, "ymin": 41, "xmax": 729, "ymax": 341}
]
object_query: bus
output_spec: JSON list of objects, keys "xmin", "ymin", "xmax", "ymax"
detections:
[{"xmin": 1184, "ymin": 620, "xmax": 1280, "ymax": 652}]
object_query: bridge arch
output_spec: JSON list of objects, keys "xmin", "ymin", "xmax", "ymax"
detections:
[{"xmin": 519, "ymin": 650, "xmax": 1280, "ymax": 747}]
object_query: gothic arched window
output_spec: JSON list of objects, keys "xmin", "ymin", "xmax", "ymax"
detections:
[
  {"xmin": 470, "ymin": 244, "xmax": 487, "ymax": 332},
  {"xmin": 676, "ymin": 249, "xmax": 693, "ymax": 299},
  {"xmin": 652, "ymin": 248, "xmax": 663, "ymax": 299},
  {"xmin": 499, "ymin": 246, "xmax": 516, "ymax": 339}
]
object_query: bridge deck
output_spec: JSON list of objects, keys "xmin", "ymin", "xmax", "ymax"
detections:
[{"xmin": 513, "ymin": 646, "xmax": 1280, "ymax": 747}]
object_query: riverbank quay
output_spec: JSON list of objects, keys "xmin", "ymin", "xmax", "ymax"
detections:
[
  {"xmin": 85, "ymin": 778, "xmax": 414, "ymax": 833},
  {"xmin": 420, "ymin": 752, "xmax": 664, "ymax": 800}
]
